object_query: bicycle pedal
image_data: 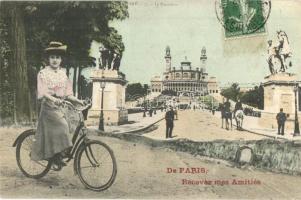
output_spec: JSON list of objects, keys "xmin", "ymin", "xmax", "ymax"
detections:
[{"xmin": 52, "ymin": 164, "xmax": 62, "ymax": 171}]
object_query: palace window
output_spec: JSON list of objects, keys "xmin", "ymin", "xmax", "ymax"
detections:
[
  {"xmin": 176, "ymin": 73, "xmax": 180, "ymax": 78},
  {"xmin": 191, "ymin": 73, "xmax": 195, "ymax": 78},
  {"xmin": 183, "ymin": 73, "xmax": 188, "ymax": 78}
]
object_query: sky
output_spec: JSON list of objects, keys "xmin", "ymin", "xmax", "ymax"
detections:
[{"xmin": 87, "ymin": 0, "xmax": 301, "ymax": 85}]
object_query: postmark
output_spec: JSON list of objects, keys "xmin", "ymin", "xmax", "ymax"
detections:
[{"xmin": 215, "ymin": 0, "xmax": 271, "ymax": 38}]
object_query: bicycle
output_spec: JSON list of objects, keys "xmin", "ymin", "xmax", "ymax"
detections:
[{"xmin": 12, "ymin": 100, "xmax": 117, "ymax": 191}]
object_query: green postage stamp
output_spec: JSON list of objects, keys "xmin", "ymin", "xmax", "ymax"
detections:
[{"xmin": 215, "ymin": 0, "xmax": 271, "ymax": 38}]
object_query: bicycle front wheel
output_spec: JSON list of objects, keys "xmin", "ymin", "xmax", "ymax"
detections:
[
  {"xmin": 75, "ymin": 140, "xmax": 117, "ymax": 191},
  {"xmin": 16, "ymin": 130, "xmax": 51, "ymax": 179}
]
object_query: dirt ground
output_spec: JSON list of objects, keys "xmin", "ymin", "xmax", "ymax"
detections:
[{"xmin": 1, "ymin": 127, "xmax": 301, "ymax": 199}]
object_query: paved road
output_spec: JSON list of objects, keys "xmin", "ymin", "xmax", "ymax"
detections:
[
  {"xmin": 145, "ymin": 110, "xmax": 267, "ymax": 141},
  {"xmin": 1, "ymin": 128, "xmax": 301, "ymax": 199}
]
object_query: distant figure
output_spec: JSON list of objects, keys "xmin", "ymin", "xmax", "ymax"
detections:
[
  {"xmin": 276, "ymin": 108, "xmax": 287, "ymax": 135},
  {"xmin": 224, "ymin": 98, "xmax": 231, "ymax": 113},
  {"xmin": 223, "ymin": 98, "xmax": 232, "ymax": 130},
  {"xmin": 143, "ymin": 107, "xmax": 147, "ymax": 117},
  {"xmin": 220, "ymin": 102, "xmax": 226, "ymax": 128},
  {"xmin": 234, "ymin": 99, "xmax": 243, "ymax": 115},
  {"xmin": 149, "ymin": 107, "xmax": 153, "ymax": 117},
  {"xmin": 234, "ymin": 99, "xmax": 244, "ymax": 130},
  {"xmin": 165, "ymin": 106, "xmax": 175, "ymax": 138}
]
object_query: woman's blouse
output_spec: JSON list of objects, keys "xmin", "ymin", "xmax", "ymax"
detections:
[{"xmin": 37, "ymin": 66, "xmax": 73, "ymax": 99}]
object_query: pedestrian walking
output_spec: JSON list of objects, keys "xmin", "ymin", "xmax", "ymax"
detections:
[
  {"xmin": 276, "ymin": 108, "xmax": 287, "ymax": 135},
  {"xmin": 165, "ymin": 106, "xmax": 175, "ymax": 138},
  {"xmin": 149, "ymin": 107, "xmax": 153, "ymax": 117}
]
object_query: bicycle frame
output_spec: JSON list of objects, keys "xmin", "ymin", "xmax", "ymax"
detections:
[{"xmin": 61, "ymin": 103, "xmax": 100, "ymax": 175}]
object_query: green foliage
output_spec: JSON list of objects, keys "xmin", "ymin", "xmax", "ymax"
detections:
[
  {"xmin": 221, "ymin": 83, "xmax": 264, "ymax": 109},
  {"xmin": 0, "ymin": 1, "xmax": 129, "ymax": 124},
  {"xmin": 240, "ymin": 86, "xmax": 264, "ymax": 109},
  {"xmin": 0, "ymin": 18, "xmax": 14, "ymax": 124},
  {"xmin": 23, "ymin": 1, "xmax": 129, "ymax": 70},
  {"xmin": 126, "ymin": 83, "xmax": 148, "ymax": 101},
  {"xmin": 220, "ymin": 83, "xmax": 240, "ymax": 101},
  {"xmin": 200, "ymin": 95, "xmax": 219, "ymax": 109}
]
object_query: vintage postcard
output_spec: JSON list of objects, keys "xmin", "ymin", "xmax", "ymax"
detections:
[{"xmin": 0, "ymin": 0, "xmax": 301, "ymax": 199}]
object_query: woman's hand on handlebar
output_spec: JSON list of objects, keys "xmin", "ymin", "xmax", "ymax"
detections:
[
  {"xmin": 54, "ymin": 98, "xmax": 63, "ymax": 106},
  {"xmin": 78, "ymin": 100, "xmax": 85, "ymax": 106},
  {"xmin": 66, "ymin": 95, "xmax": 84, "ymax": 106}
]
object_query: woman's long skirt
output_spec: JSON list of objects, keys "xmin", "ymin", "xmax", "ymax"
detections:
[{"xmin": 31, "ymin": 99, "xmax": 72, "ymax": 161}]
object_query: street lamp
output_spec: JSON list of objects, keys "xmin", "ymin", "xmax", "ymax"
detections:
[
  {"xmin": 293, "ymin": 82, "xmax": 300, "ymax": 136},
  {"xmin": 98, "ymin": 76, "xmax": 106, "ymax": 131}
]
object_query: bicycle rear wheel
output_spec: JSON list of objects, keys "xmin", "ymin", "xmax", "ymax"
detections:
[
  {"xmin": 75, "ymin": 140, "xmax": 117, "ymax": 191},
  {"xmin": 16, "ymin": 130, "xmax": 51, "ymax": 179}
]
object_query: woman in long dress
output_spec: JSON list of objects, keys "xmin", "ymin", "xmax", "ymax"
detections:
[{"xmin": 31, "ymin": 41, "xmax": 83, "ymax": 167}]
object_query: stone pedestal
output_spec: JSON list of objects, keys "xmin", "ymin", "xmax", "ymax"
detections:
[
  {"xmin": 87, "ymin": 69, "xmax": 128, "ymax": 126},
  {"xmin": 259, "ymin": 72, "xmax": 300, "ymax": 130}
]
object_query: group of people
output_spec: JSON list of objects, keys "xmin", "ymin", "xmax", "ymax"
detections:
[
  {"xmin": 144, "ymin": 107, "xmax": 156, "ymax": 117},
  {"xmin": 219, "ymin": 98, "xmax": 244, "ymax": 130},
  {"xmin": 99, "ymin": 46, "xmax": 121, "ymax": 70},
  {"xmin": 220, "ymin": 98, "xmax": 288, "ymax": 135}
]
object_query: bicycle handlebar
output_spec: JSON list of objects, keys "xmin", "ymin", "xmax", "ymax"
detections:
[{"xmin": 61, "ymin": 100, "xmax": 92, "ymax": 112}]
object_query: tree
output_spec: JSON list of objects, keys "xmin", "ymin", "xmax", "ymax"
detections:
[
  {"xmin": 0, "ymin": 1, "xmax": 129, "ymax": 124},
  {"xmin": 220, "ymin": 83, "xmax": 240, "ymax": 101},
  {"xmin": 1, "ymin": 2, "xmax": 33, "ymax": 123},
  {"xmin": 0, "ymin": 17, "xmax": 14, "ymax": 125},
  {"xmin": 201, "ymin": 95, "xmax": 219, "ymax": 110},
  {"xmin": 126, "ymin": 83, "xmax": 147, "ymax": 101},
  {"xmin": 240, "ymin": 85, "xmax": 264, "ymax": 109},
  {"xmin": 25, "ymin": 2, "xmax": 128, "ymax": 96}
]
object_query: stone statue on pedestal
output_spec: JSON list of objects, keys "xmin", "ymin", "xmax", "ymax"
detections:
[
  {"xmin": 112, "ymin": 53, "xmax": 121, "ymax": 71},
  {"xmin": 99, "ymin": 46, "xmax": 109, "ymax": 69},
  {"xmin": 267, "ymin": 30, "xmax": 292, "ymax": 75},
  {"xmin": 99, "ymin": 46, "xmax": 122, "ymax": 71}
]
